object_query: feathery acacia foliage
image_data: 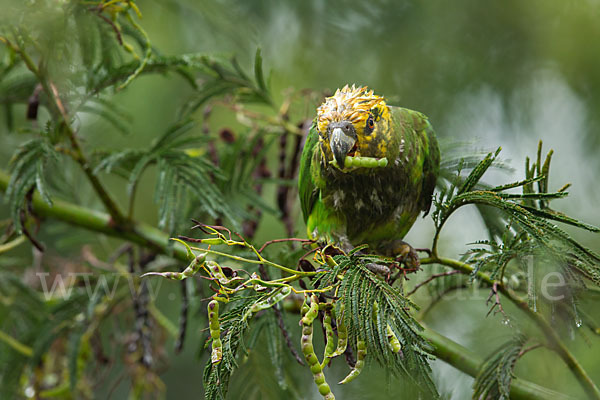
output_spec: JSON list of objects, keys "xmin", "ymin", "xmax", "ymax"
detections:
[
  {"xmin": 6, "ymin": 134, "xmax": 58, "ymax": 231},
  {"xmin": 434, "ymin": 143, "xmax": 600, "ymax": 325},
  {"xmin": 1, "ymin": 2, "xmax": 599, "ymax": 400},
  {"xmin": 327, "ymin": 255, "xmax": 438, "ymax": 396},
  {"xmin": 472, "ymin": 334, "xmax": 528, "ymax": 400}
]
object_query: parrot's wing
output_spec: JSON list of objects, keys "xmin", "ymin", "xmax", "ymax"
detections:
[
  {"xmin": 419, "ymin": 117, "xmax": 440, "ymax": 214},
  {"xmin": 298, "ymin": 123, "xmax": 320, "ymax": 222},
  {"xmin": 390, "ymin": 106, "xmax": 440, "ymax": 215}
]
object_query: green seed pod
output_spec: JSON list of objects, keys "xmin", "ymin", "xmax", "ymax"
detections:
[
  {"xmin": 310, "ymin": 363, "xmax": 322, "ymax": 374},
  {"xmin": 301, "ymin": 303, "xmax": 309, "ymax": 315},
  {"xmin": 318, "ymin": 383, "xmax": 331, "ymax": 395},
  {"xmin": 339, "ymin": 339, "xmax": 366, "ymax": 384},
  {"xmin": 321, "ymin": 310, "xmax": 335, "ymax": 368},
  {"xmin": 300, "ymin": 296, "xmax": 336, "ymax": 399},
  {"xmin": 306, "ymin": 352, "xmax": 319, "ymax": 366},
  {"xmin": 364, "ymin": 157, "xmax": 378, "ymax": 168},
  {"xmin": 195, "ymin": 252, "xmax": 207, "ymax": 265},
  {"xmin": 211, "ymin": 338, "xmax": 223, "ymax": 364},
  {"xmin": 301, "ymin": 295, "xmax": 319, "ymax": 326},
  {"xmin": 321, "ymin": 386, "xmax": 335, "ymax": 400},
  {"xmin": 386, "ymin": 325, "xmax": 402, "ymax": 354},
  {"xmin": 201, "ymin": 238, "xmax": 226, "ymax": 245},
  {"xmin": 207, "ymin": 300, "xmax": 222, "ymax": 364},
  {"xmin": 207, "ymin": 260, "xmax": 227, "ymax": 282},
  {"xmin": 250, "ymin": 286, "xmax": 292, "ymax": 313},
  {"xmin": 268, "ymin": 286, "xmax": 292, "ymax": 306},
  {"xmin": 188, "ymin": 257, "xmax": 204, "ymax": 278},
  {"xmin": 143, "ymin": 251, "xmax": 207, "ymax": 280},
  {"xmin": 303, "ymin": 343, "xmax": 315, "ymax": 356},
  {"xmin": 331, "ymin": 304, "xmax": 348, "ymax": 357},
  {"xmin": 314, "ymin": 372, "xmax": 325, "ymax": 385},
  {"xmin": 209, "ymin": 319, "xmax": 219, "ymax": 332}
]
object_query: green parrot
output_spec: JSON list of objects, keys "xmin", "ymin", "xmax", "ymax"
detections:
[{"xmin": 298, "ymin": 85, "xmax": 440, "ymax": 263}]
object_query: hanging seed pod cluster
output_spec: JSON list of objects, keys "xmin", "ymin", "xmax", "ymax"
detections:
[{"xmin": 144, "ymin": 225, "xmax": 439, "ymax": 399}]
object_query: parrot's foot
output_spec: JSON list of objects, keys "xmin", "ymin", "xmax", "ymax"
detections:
[{"xmin": 381, "ymin": 240, "xmax": 421, "ymax": 272}]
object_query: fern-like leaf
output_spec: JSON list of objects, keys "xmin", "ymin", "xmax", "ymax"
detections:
[
  {"xmin": 319, "ymin": 255, "xmax": 439, "ymax": 397},
  {"xmin": 5, "ymin": 137, "xmax": 58, "ymax": 231},
  {"xmin": 472, "ymin": 334, "xmax": 528, "ymax": 399}
]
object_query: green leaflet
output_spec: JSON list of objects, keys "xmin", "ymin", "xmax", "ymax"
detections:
[
  {"xmin": 319, "ymin": 256, "xmax": 439, "ymax": 398},
  {"xmin": 265, "ymin": 311, "xmax": 287, "ymax": 391},
  {"xmin": 6, "ymin": 137, "xmax": 58, "ymax": 232},
  {"xmin": 435, "ymin": 143, "xmax": 600, "ymax": 286},
  {"xmin": 203, "ymin": 289, "xmax": 292, "ymax": 400},
  {"xmin": 472, "ymin": 334, "xmax": 528, "ymax": 399},
  {"xmin": 457, "ymin": 147, "xmax": 501, "ymax": 195}
]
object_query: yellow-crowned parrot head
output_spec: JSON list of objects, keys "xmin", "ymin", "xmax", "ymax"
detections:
[{"xmin": 316, "ymin": 85, "xmax": 392, "ymax": 170}]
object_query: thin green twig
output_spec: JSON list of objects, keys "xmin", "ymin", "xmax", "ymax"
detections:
[
  {"xmin": 0, "ymin": 235, "xmax": 26, "ymax": 254},
  {"xmin": 192, "ymin": 246, "xmax": 317, "ymax": 277},
  {"xmin": 0, "ymin": 329, "xmax": 33, "ymax": 357}
]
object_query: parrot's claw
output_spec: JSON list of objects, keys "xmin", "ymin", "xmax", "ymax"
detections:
[
  {"xmin": 380, "ymin": 240, "xmax": 421, "ymax": 272},
  {"xmin": 396, "ymin": 244, "xmax": 420, "ymax": 272}
]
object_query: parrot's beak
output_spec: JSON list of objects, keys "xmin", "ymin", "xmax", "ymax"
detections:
[{"xmin": 330, "ymin": 126, "xmax": 356, "ymax": 169}]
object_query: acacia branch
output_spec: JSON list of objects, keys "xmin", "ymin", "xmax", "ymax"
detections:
[{"xmin": 0, "ymin": 170, "xmax": 187, "ymax": 262}]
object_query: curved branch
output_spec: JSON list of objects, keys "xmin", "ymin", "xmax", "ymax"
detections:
[{"xmin": 0, "ymin": 170, "xmax": 188, "ymax": 262}]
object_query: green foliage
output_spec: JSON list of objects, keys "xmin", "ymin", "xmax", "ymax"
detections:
[
  {"xmin": 1, "ymin": 0, "xmax": 280, "ymax": 234},
  {"xmin": 1, "ymin": 2, "xmax": 599, "ymax": 400},
  {"xmin": 472, "ymin": 334, "xmax": 528, "ymax": 400},
  {"xmin": 0, "ymin": 272, "xmax": 98, "ymax": 397},
  {"xmin": 322, "ymin": 255, "xmax": 439, "ymax": 397},
  {"xmin": 0, "ymin": 274, "xmax": 43, "ymax": 398},
  {"xmin": 96, "ymin": 119, "xmax": 232, "ymax": 231},
  {"xmin": 6, "ymin": 134, "xmax": 58, "ymax": 231},
  {"xmin": 202, "ymin": 294, "xmax": 263, "ymax": 400},
  {"xmin": 90, "ymin": 48, "xmax": 279, "ymax": 231},
  {"xmin": 434, "ymin": 143, "xmax": 600, "ymax": 286}
]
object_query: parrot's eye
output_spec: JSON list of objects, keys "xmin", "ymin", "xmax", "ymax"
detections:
[{"xmin": 365, "ymin": 116, "xmax": 375, "ymax": 134}]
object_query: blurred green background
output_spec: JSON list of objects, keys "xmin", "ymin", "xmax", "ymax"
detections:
[{"xmin": 2, "ymin": 0, "xmax": 600, "ymax": 399}]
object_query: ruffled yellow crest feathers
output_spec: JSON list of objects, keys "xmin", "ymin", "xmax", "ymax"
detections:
[{"xmin": 316, "ymin": 84, "xmax": 387, "ymax": 133}]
